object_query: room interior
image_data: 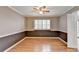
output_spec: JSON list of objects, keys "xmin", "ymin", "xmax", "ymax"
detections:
[{"xmin": 0, "ymin": 6, "xmax": 78, "ymax": 52}]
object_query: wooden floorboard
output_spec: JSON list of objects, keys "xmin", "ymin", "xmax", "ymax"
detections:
[{"xmin": 8, "ymin": 37, "xmax": 77, "ymax": 52}]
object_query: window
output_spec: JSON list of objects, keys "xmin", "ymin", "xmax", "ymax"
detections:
[{"xmin": 34, "ymin": 20, "xmax": 50, "ymax": 30}]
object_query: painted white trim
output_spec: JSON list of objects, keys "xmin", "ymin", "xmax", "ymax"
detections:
[
  {"xmin": 8, "ymin": 6, "xmax": 24, "ymax": 16},
  {"xmin": 4, "ymin": 37, "xmax": 27, "ymax": 52},
  {"xmin": 26, "ymin": 29, "xmax": 58, "ymax": 31},
  {"xmin": 62, "ymin": 6, "xmax": 75, "ymax": 15},
  {"xmin": 50, "ymin": 29, "xmax": 58, "ymax": 31},
  {"xmin": 25, "ymin": 37, "xmax": 59, "ymax": 39},
  {"xmin": 4, "ymin": 37, "xmax": 67, "ymax": 52},
  {"xmin": 67, "ymin": 45, "xmax": 77, "ymax": 48},
  {"xmin": 50, "ymin": 30, "xmax": 67, "ymax": 33},
  {"xmin": 58, "ymin": 30, "xmax": 67, "ymax": 33},
  {"xmin": 26, "ymin": 29, "xmax": 59, "ymax": 31},
  {"xmin": 26, "ymin": 29, "xmax": 35, "ymax": 31},
  {"xmin": 0, "ymin": 30, "xmax": 26, "ymax": 38},
  {"xmin": 58, "ymin": 37, "xmax": 67, "ymax": 45}
]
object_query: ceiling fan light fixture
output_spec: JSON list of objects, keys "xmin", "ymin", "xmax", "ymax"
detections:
[
  {"xmin": 39, "ymin": 11, "xmax": 43, "ymax": 14},
  {"xmin": 33, "ymin": 6, "xmax": 49, "ymax": 14}
]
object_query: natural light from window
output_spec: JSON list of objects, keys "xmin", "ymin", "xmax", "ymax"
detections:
[{"xmin": 34, "ymin": 20, "xmax": 50, "ymax": 30}]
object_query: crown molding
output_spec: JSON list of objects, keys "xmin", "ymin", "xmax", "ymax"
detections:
[
  {"xmin": 8, "ymin": 6, "xmax": 24, "ymax": 16},
  {"xmin": 62, "ymin": 6, "xmax": 75, "ymax": 15}
]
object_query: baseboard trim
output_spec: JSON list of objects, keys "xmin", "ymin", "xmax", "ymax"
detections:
[
  {"xmin": 4, "ymin": 37, "xmax": 67, "ymax": 52},
  {"xmin": 4, "ymin": 37, "xmax": 26, "ymax": 52},
  {"xmin": 58, "ymin": 37, "xmax": 67, "ymax": 45},
  {"xmin": 25, "ymin": 37, "xmax": 59, "ymax": 39}
]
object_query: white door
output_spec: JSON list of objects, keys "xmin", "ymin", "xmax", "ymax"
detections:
[{"xmin": 67, "ymin": 12, "xmax": 77, "ymax": 48}]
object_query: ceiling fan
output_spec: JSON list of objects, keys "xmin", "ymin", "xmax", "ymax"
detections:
[{"xmin": 33, "ymin": 6, "xmax": 50, "ymax": 14}]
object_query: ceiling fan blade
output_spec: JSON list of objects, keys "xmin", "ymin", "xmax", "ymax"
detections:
[
  {"xmin": 46, "ymin": 10, "xmax": 50, "ymax": 12},
  {"xmin": 33, "ymin": 6, "xmax": 50, "ymax": 14}
]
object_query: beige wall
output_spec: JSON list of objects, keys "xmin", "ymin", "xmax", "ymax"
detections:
[
  {"xmin": 25, "ymin": 17, "xmax": 59, "ymax": 31},
  {"xmin": 59, "ymin": 14, "xmax": 67, "ymax": 32},
  {"xmin": 59, "ymin": 6, "xmax": 79, "ymax": 33},
  {"xmin": 0, "ymin": 6, "xmax": 26, "ymax": 38}
]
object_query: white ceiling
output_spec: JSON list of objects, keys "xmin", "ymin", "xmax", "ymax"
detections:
[{"xmin": 9, "ymin": 6, "xmax": 74, "ymax": 17}]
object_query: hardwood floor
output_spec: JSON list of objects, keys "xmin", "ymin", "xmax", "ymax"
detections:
[{"xmin": 8, "ymin": 37, "xmax": 77, "ymax": 52}]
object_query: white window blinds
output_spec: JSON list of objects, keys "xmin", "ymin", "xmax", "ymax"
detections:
[{"xmin": 34, "ymin": 20, "xmax": 50, "ymax": 30}]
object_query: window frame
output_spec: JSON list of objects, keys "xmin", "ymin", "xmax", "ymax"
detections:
[{"xmin": 34, "ymin": 19, "xmax": 51, "ymax": 30}]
